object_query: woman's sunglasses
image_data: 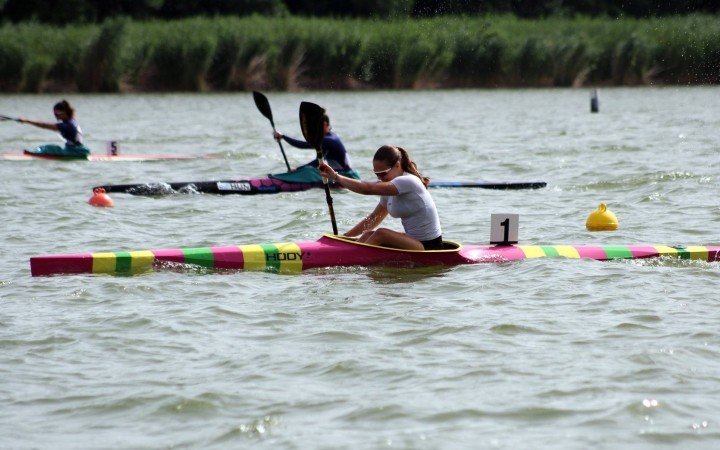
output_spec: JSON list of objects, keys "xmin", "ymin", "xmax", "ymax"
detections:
[{"xmin": 374, "ymin": 167, "xmax": 392, "ymax": 177}]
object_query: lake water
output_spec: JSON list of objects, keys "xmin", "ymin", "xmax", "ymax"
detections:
[{"xmin": 1, "ymin": 88, "xmax": 719, "ymax": 449}]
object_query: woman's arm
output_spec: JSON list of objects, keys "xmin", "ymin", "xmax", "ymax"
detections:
[
  {"xmin": 318, "ymin": 164, "xmax": 399, "ymax": 196},
  {"xmin": 344, "ymin": 204, "xmax": 388, "ymax": 237},
  {"xmin": 18, "ymin": 118, "xmax": 58, "ymax": 131},
  {"xmin": 273, "ymin": 131, "xmax": 313, "ymax": 149}
]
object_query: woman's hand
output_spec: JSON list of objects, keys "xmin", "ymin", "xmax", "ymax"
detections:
[
  {"xmin": 272, "ymin": 131, "xmax": 283, "ymax": 142},
  {"xmin": 318, "ymin": 163, "xmax": 338, "ymax": 180}
]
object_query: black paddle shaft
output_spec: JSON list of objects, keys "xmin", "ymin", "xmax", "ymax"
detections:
[
  {"xmin": 299, "ymin": 101, "xmax": 338, "ymax": 235},
  {"xmin": 253, "ymin": 91, "xmax": 291, "ymax": 172}
]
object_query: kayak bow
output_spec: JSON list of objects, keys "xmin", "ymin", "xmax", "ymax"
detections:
[{"xmin": 30, "ymin": 235, "xmax": 720, "ymax": 277}]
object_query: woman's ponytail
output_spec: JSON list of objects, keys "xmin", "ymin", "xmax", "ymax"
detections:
[
  {"xmin": 396, "ymin": 146, "xmax": 430, "ymax": 188},
  {"xmin": 374, "ymin": 145, "xmax": 430, "ymax": 189}
]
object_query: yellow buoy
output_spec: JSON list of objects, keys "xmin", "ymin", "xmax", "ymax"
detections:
[{"xmin": 586, "ymin": 203, "xmax": 618, "ymax": 231}]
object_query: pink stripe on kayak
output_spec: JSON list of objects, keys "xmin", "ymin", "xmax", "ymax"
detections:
[
  {"xmin": 489, "ymin": 245, "xmax": 528, "ymax": 261},
  {"xmin": 457, "ymin": 245, "xmax": 526, "ymax": 262},
  {"xmin": 575, "ymin": 246, "xmax": 608, "ymax": 260},
  {"xmin": 31, "ymin": 254, "xmax": 94, "ymax": 276},
  {"xmin": 296, "ymin": 239, "xmax": 347, "ymax": 269},
  {"xmin": 628, "ymin": 246, "xmax": 662, "ymax": 258},
  {"xmin": 710, "ymin": 248, "xmax": 720, "ymax": 262},
  {"xmin": 296, "ymin": 241, "xmax": 321, "ymax": 252},
  {"xmin": 152, "ymin": 249, "xmax": 185, "ymax": 265},
  {"xmin": 210, "ymin": 246, "xmax": 245, "ymax": 270}
]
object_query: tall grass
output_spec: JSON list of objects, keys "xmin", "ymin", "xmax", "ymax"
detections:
[
  {"xmin": 0, "ymin": 14, "xmax": 717, "ymax": 92},
  {"xmin": 0, "ymin": 41, "xmax": 25, "ymax": 91},
  {"xmin": 141, "ymin": 19, "xmax": 218, "ymax": 91},
  {"xmin": 77, "ymin": 18, "xmax": 128, "ymax": 92}
]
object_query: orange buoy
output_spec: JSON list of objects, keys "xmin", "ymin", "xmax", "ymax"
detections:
[{"xmin": 88, "ymin": 187, "xmax": 114, "ymax": 207}]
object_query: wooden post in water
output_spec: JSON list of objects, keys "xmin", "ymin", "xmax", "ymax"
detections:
[{"xmin": 590, "ymin": 89, "xmax": 599, "ymax": 113}]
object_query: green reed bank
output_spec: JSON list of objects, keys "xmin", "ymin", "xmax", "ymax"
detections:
[{"xmin": 0, "ymin": 15, "xmax": 718, "ymax": 93}]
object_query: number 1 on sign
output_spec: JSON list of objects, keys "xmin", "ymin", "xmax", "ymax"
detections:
[
  {"xmin": 500, "ymin": 218, "xmax": 510, "ymax": 243},
  {"xmin": 490, "ymin": 213, "xmax": 519, "ymax": 245}
]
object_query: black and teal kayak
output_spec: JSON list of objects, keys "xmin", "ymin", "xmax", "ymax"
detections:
[
  {"xmin": 95, "ymin": 167, "xmax": 363, "ymax": 195},
  {"xmin": 94, "ymin": 167, "xmax": 546, "ymax": 195}
]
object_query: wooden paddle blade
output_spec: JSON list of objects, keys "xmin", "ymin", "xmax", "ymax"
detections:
[
  {"xmin": 299, "ymin": 101, "xmax": 325, "ymax": 151},
  {"xmin": 253, "ymin": 91, "xmax": 274, "ymax": 125}
]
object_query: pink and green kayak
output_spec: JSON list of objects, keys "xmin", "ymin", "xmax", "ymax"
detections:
[{"xmin": 30, "ymin": 234, "xmax": 720, "ymax": 277}]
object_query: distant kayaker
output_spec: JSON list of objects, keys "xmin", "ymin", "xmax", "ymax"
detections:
[
  {"xmin": 19, "ymin": 100, "xmax": 91, "ymax": 156},
  {"xmin": 318, "ymin": 145, "xmax": 443, "ymax": 251},
  {"xmin": 273, "ymin": 108, "xmax": 352, "ymax": 172}
]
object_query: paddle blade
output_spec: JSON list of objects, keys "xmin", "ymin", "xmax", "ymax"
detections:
[
  {"xmin": 300, "ymin": 101, "xmax": 337, "ymax": 235},
  {"xmin": 299, "ymin": 101, "xmax": 325, "ymax": 151},
  {"xmin": 0, "ymin": 114, "xmax": 16, "ymax": 121},
  {"xmin": 253, "ymin": 91, "xmax": 274, "ymax": 125}
]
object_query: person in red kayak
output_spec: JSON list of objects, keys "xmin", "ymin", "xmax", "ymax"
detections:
[
  {"xmin": 19, "ymin": 100, "xmax": 91, "ymax": 156},
  {"xmin": 318, "ymin": 144, "xmax": 443, "ymax": 251}
]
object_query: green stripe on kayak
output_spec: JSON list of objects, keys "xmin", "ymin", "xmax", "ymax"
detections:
[
  {"xmin": 675, "ymin": 248, "xmax": 690, "ymax": 259},
  {"xmin": 538, "ymin": 246, "xmax": 560, "ymax": 257},
  {"xmin": 182, "ymin": 248, "xmax": 214, "ymax": 269},
  {"xmin": 261, "ymin": 244, "xmax": 280, "ymax": 271},
  {"xmin": 602, "ymin": 246, "xmax": 633, "ymax": 259},
  {"xmin": 116, "ymin": 252, "xmax": 132, "ymax": 273}
]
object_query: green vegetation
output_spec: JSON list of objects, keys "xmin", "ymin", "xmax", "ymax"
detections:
[
  {"xmin": 0, "ymin": 14, "xmax": 718, "ymax": 92},
  {"xmin": 2, "ymin": 0, "xmax": 717, "ymax": 24}
]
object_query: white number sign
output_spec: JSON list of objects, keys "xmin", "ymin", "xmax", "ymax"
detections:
[
  {"xmin": 490, "ymin": 213, "xmax": 519, "ymax": 245},
  {"xmin": 106, "ymin": 141, "xmax": 120, "ymax": 156}
]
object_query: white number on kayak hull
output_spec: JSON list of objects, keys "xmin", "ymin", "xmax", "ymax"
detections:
[{"xmin": 217, "ymin": 182, "xmax": 251, "ymax": 191}]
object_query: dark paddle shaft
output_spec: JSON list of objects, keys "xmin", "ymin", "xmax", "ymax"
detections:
[
  {"xmin": 299, "ymin": 101, "xmax": 338, "ymax": 235},
  {"xmin": 0, "ymin": 114, "xmax": 20, "ymax": 122},
  {"xmin": 253, "ymin": 91, "xmax": 291, "ymax": 172}
]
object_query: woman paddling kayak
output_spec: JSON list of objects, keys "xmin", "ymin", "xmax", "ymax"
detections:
[
  {"xmin": 273, "ymin": 107, "xmax": 352, "ymax": 172},
  {"xmin": 19, "ymin": 100, "xmax": 91, "ymax": 156},
  {"xmin": 318, "ymin": 145, "xmax": 443, "ymax": 251}
]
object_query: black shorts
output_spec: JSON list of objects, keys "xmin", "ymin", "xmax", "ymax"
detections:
[{"xmin": 420, "ymin": 235, "xmax": 443, "ymax": 250}]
